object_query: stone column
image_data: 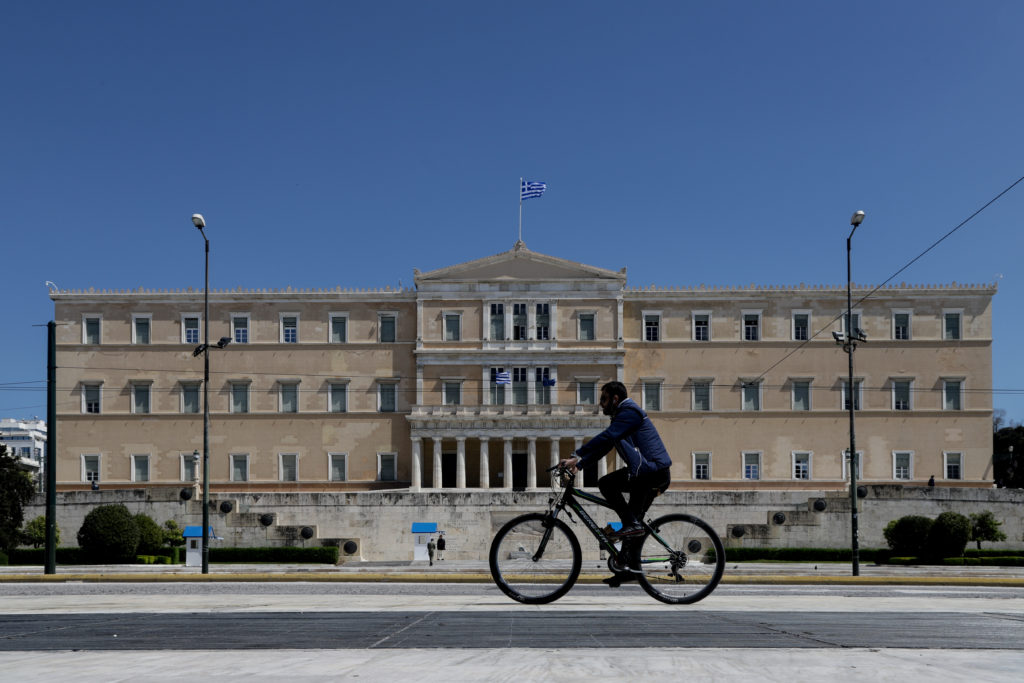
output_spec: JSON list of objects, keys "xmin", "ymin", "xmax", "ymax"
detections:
[
  {"xmin": 550, "ymin": 437, "xmax": 560, "ymax": 468},
  {"xmin": 410, "ymin": 437, "xmax": 422, "ymax": 491},
  {"xmin": 432, "ymin": 437, "xmax": 442, "ymax": 489},
  {"xmin": 503, "ymin": 437, "xmax": 513, "ymax": 490},
  {"xmin": 479, "ymin": 437, "xmax": 490, "ymax": 489},
  {"xmin": 527, "ymin": 437, "xmax": 537, "ymax": 489},
  {"xmin": 456, "ymin": 436, "xmax": 466, "ymax": 489},
  {"xmin": 597, "ymin": 440, "xmax": 607, "ymax": 479},
  {"xmin": 574, "ymin": 436, "xmax": 584, "ymax": 487}
]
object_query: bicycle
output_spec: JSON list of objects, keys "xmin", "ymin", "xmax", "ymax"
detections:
[{"xmin": 489, "ymin": 465, "xmax": 726, "ymax": 605}]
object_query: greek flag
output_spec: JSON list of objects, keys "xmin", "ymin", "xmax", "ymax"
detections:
[
  {"xmin": 521, "ymin": 180, "xmax": 546, "ymax": 200},
  {"xmin": 494, "ymin": 371, "xmax": 511, "ymax": 385}
]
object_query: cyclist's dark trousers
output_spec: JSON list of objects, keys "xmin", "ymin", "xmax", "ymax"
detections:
[{"xmin": 598, "ymin": 466, "xmax": 671, "ymax": 526}]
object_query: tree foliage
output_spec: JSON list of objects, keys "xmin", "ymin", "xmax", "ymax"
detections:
[
  {"xmin": 0, "ymin": 445, "xmax": 37, "ymax": 553},
  {"xmin": 163, "ymin": 519, "xmax": 186, "ymax": 548},
  {"xmin": 969, "ymin": 511, "xmax": 1007, "ymax": 550},
  {"xmin": 77, "ymin": 504, "xmax": 140, "ymax": 563},
  {"xmin": 925, "ymin": 511, "xmax": 971, "ymax": 559},
  {"xmin": 21, "ymin": 515, "xmax": 60, "ymax": 549},
  {"xmin": 993, "ymin": 425, "xmax": 1024, "ymax": 488},
  {"xmin": 883, "ymin": 515, "xmax": 933, "ymax": 555},
  {"xmin": 134, "ymin": 513, "xmax": 165, "ymax": 555}
]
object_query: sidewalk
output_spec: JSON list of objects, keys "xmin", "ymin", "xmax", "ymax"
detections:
[{"xmin": 3, "ymin": 559, "xmax": 1024, "ymax": 585}]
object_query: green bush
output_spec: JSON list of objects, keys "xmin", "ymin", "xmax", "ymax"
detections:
[
  {"xmin": 21, "ymin": 516, "xmax": 60, "ymax": 548},
  {"xmin": 964, "ymin": 549, "xmax": 1024, "ymax": 558},
  {"xmin": 209, "ymin": 546, "xmax": 339, "ymax": 564},
  {"xmin": 77, "ymin": 504, "xmax": 140, "ymax": 563},
  {"xmin": 883, "ymin": 515, "xmax": 933, "ymax": 556},
  {"xmin": 925, "ymin": 511, "xmax": 971, "ymax": 559},
  {"xmin": 712, "ymin": 547, "xmax": 890, "ymax": 563},
  {"xmin": 7, "ymin": 547, "xmax": 84, "ymax": 564},
  {"xmin": 134, "ymin": 514, "xmax": 165, "ymax": 555},
  {"xmin": 0, "ymin": 549, "xmax": 7, "ymax": 565}
]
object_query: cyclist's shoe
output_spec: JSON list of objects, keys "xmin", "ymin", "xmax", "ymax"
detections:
[
  {"xmin": 601, "ymin": 524, "xmax": 617, "ymax": 536},
  {"xmin": 609, "ymin": 523, "xmax": 645, "ymax": 539},
  {"xmin": 602, "ymin": 571, "xmax": 639, "ymax": 588}
]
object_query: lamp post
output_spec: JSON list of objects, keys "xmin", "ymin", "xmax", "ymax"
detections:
[
  {"xmin": 838, "ymin": 210, "xmax": 866, "ymax": 576},
  {"xmin": 192, "ymin": 213, "xmax": 212, "ymax": 574}
]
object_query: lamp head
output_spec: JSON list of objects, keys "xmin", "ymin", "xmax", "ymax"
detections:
[
  {"xmin": 850, "ymin": 210, "xmax": 865, "ymax": 227},
  {"xmin": 216, "ymin": 337, "xmax": 232, "ymax": 349},
  {"xmin": 192, "ymin": 213, "xmax": 206, "ymax": 229}
]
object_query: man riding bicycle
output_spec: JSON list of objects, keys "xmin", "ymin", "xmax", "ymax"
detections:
[{"xmin": 560, "ymin": 381, "xmax": 672, "ymax": 585}]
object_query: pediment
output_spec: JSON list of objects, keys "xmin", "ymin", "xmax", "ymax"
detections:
[{"xmin": 415, "ymin": 242, "xmax": 625, "ymax": 284}]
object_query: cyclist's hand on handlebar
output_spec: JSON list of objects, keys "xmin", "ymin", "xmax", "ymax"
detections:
[{"xmin": 559, "ymin": 456, "xmax": 581, "ymax": 474}]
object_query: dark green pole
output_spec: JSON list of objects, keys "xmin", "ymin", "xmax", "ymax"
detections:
[{"xmin": 45, "ymin": 321, "xmax": 57, "ymax": 574}]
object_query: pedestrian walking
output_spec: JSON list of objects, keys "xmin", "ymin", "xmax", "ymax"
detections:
[
  {"xmin": 437, "ymin": 532, "xmax": 446, "ymax": 560},
  {"xmin": 427, "ymin": 537, "xmax": 436, "ymax": 566}
]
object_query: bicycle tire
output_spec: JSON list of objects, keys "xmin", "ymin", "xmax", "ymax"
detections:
[
  {"xmin": 489, "ymin": 512, "xmax": 582, "ymax": 604},
  {"xmin": 636, "ymin": 513, "xmax": 725, "ymax": 605}
]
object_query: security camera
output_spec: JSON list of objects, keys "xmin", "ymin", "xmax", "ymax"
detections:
[
  {"xmin": 216, "ymin": 337, "xmax": 232, "ymax": 348},
  {"xmin": 191, "ymin": 213, "xmax": 205, "ymax": 229}
]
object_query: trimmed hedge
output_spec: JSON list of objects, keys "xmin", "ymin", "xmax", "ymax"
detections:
[
  {"xmin": 209, "ymin": 546, "xmax": 339, "ymax": 564},
  {"xmin": 7, "ymin": 547, "xmax": 85, "ymax": 565},
  {"xmin": 0, "ymin": 550, "xmax": 7, "ymax": 566},
  {"xmin": 963, "ymin": 549, "xmax": 1024, "ymax": 558},
  {"xmin": 716, "ymin": 547, "xmax": 891, "ymax": 563},
  {"xmin": 889, "ymin": 555, "xmax": 1024, "ymax": 566}
]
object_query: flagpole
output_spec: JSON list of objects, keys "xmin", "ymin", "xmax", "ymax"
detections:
[{"xmin": 518, "ymin": 177, "xmax": 523, "ymax": 243}]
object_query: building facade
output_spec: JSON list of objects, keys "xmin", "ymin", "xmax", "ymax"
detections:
[
  {"xmin": 0, "ymin": 418, "xmax": 47, "ymax": 484},
  {"xmin": 50, "ymin": 242, "xmax": 995, "ymax": 492}
]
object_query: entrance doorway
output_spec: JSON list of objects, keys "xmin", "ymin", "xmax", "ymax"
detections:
[
  {"xmin": 441, "ymin": 452, "xmax": 457, "ymax": 488},
  {"xmin": 512, "ymin": 452, "xmax": 528, "ymax": 490}
]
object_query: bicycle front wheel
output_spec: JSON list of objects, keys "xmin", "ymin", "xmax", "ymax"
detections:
[
  {"xmin": 489, "ymin": 513, "xmax": 582, "ymax": 604},
  {"xmin": 637, "ymin": 513, "xmax": 725, "ymax": 605}
]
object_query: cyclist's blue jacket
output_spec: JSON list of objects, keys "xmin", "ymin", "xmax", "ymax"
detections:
[{"xmin": 574, "ymin": 398, "xmax": 672, "ymax": 478}]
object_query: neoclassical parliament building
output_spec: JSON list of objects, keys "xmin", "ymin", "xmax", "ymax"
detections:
[{"xmin": 51, "ymin": 242, "xmax": 996, "ymax": 492}]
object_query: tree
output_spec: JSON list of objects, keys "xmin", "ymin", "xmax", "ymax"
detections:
[
  {"xmin": 77, "ymin": 504, "xmax": 140, "ymax": 563},
  {"xmin": 163, "ymin": 520, "xmax": 186, "ymax": 548},
  {"xmin": 21, "ymin": 515, "xmax": 60, "ymax": 548},
  {"xmin": 134, "ymin": 513, "xmax": 164, "ymax": 555},
  {"xmin": 969, "ymin": 511, "xmax": 1007, "ymax": 550},
  {"xmin": 925, "ymin": 511, "xmax": 971, "ymax": 559},
  {"xmin": 0, "ymin": 445, "xmax": 37, "ymax": 553},
  {"xmin": 993, "ymin": 425, "xmax": 1024, "ymax": 488}
]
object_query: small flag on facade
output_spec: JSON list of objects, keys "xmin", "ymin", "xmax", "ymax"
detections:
[
  {"xmin": 521, "ymin": 180, "xmax": 546, "ymax": 200},
  {"xmin": 495, "ymin": 371, "xmax": 511, "ymax": 385},
  {"xmin": 542, "ymin": 378, "xmax": 556, "ymax": 387}
]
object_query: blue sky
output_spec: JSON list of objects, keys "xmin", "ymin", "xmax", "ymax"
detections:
[{"xmin": 3, "ymin": 1, "xmax": 1022, "ymax": 421}]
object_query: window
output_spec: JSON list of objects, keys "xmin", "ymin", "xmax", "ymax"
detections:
[
  {"xmin": 132, "ymin": 315, "xmax": 151, "ymax": 344},
  {"xmin": 893, "ymin": 451, "xmax": 912, "ymax": 480},
  {"xmin": 742, "ymin": 381, "xmax": 760, "ymax": 411},
  {"xmin": 132, "ymin": 383, "xmax": 151, "ymax": 414},
  {"xmin": 230, "ymin": 382, "xmax": 250, "ymax": 414},
  {"xmin": 578, "ymin": 313, "xmax": 595, "ymax": 341},
  {"xmin": 893, "ymin": 380, "xmax": 912, "ymax": 411},
  {"xmin": 379, "ymin": 313, "xmax": 396, "ymax": 343},
  {"xmin": 182, "ymin": 315, "xmax": 201, "ymax": 344},
  {"xmin": 841, "ymin": 379, "xmax": 862, "ymax": 411},
  {"xmin": 512, "ymin": 367, "xmax": 528, "ymax": 405},
  {"xmin": 279, "ymin": 453, "xmax": 298, "ymax": 482},
  {"xmin": 82, "ymin": 454, "xmax": 100, "ymax": 482},
  {"xmin": 944, "ymin": 452, "xmax": 963, "ymax": 480},
  {"xmin": 693, "ymin": 312, "xmax": 710, "ymax": 341},
  {"xmin": 791, "ymin": 380, "xmax": 811, "ymax": 411},
  {"xmin": 181, "ymin": 382, "xmax": 200, "ymax": 414},
  {"xmin": 578, "ymin": 381, "xmax": 597, "ymax": 405},
  {"xmin": 180, "ymin": 453, "xmax": 198, "ymax": 482},
  {"xmin": 944, "ymin": 311, "xmax": 962, "ymax": 340},
  {"xmin": 792, "ymin": 311, "xmax": 810, "ymax": 341},
  {"xmin": 692, "ymin": 381, "xmax": 711, "ymax": 411},
  {"xmin": 843, "ymin": 450, "xmax": 863, "ymax": 480},
  {"xmin": 793, "ymin": 452, "xmax": 811, "ymax": 480},
  {"xmin": 83, "ymin": 383, "xmax": 102, "ymax": 414},
  {"xmin": 512, "ymin": 303, "xmax": 528, "ymax": 340},
  {"xmin": 330, "ymin": 314, "xmax": 347, "ymax": 343},
  {"xmin": 378, "ymin": 453, "xmax": 397, "ymax": 481},
  {"xmin": 280, "ymin": 382, "xmax": 299, "ymax": 413},
  {"xmin": 693, "ymin": 452, "xmax": 711, "ymax": 480},
  {"xmin": 893, "ymin": 311, "xmax": 911, "ymax": 340},
  {"xmin": 444, "ymin": 313, "xmax": 461, "ymax": 341},
  {"xmin": 378, "ymin": 382, "xmax": 397, "ymax": 412},
  {"xmin": 536, "ymin": 303, "xmax": 550, "ymax": 340},
  {"xmin": 329, "ymin": 453, "xmax": 347, "ymax": 482},
  {"xmin": 489, "ymin": 303, "xmax": 505, "ymax": 340},
  {"xmin": 83, "ymin": 316, "xmax": 101, "ymax": 344},
  {"xmin": 535, "ymin": 368, "xmax": 551, "ymax": 405},
  {"xmin": 132, "ymin": 454, "xmax": 150, "ymax": 482},
  {"xmin": 329, "ymin": 382, "xmax": 348, "ymax": 413},
  {"xmin": 443, "ymin": 381, "xmax": 461, "ymax": 406},
  {"xmin": 743, "ymin": 452, "xmax": 761, "ymax": 480},
  {"xmin": 742, "ymin": 311, "xmax": 761, "ymax": 341},
  {"xmin": 840, "ymin": 311, "xmax": 862, "ymax": 336},
  {"xmin": 943, "ymin": 379, "xmax": 963, "ymax": 411},
  {"xmin": 231, "ymin": 454, "xmax": 249, "ymax": 482},
  {"xmin": 490, "ymin": 367, "xmax": 507, "ymax": 405},
  {"xmin": 281, "ymin": 314, "xmax": 299, "ymax": 343},
  {"xmin": 643, "ymin": 381, "xmax": 662, "ymax": 411},
  {"xmin": 644, "ymin": 313, "xmax": 661, "ymax": 342},
  {"xmin": 232, "ymin": 315, "xmax": 250, "ymax": 344}
]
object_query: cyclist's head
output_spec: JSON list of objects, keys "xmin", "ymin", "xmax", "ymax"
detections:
[{"xmin": 600, "ymin": 381, "xmax": 628, "ymax": 415}]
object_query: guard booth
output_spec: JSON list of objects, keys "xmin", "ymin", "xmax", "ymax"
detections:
[
  {"xmin": 411, "ymin": 522, "xmax": 437, "ymax": 561},
  {"xmin": 182, "ymin": 526, "xmax": 221, "ymax": 567}
]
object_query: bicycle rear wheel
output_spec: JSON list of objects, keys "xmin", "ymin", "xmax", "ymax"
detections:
[
  {"xmin": 489, "ymin": 513, "xmax": 582, "ymax": 604},
  {"xmin": 637, "ymin": 513, "xmax": 725, "ymax": 604}
]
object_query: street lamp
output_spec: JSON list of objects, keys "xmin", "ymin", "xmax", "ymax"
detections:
[
  {"xmin": 836, "ymin": 210, "xmax": 866, "ymax": 576},
  {"xmin": 192, "ymin": 213, "xmax": 212, "ymax": 574}
]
